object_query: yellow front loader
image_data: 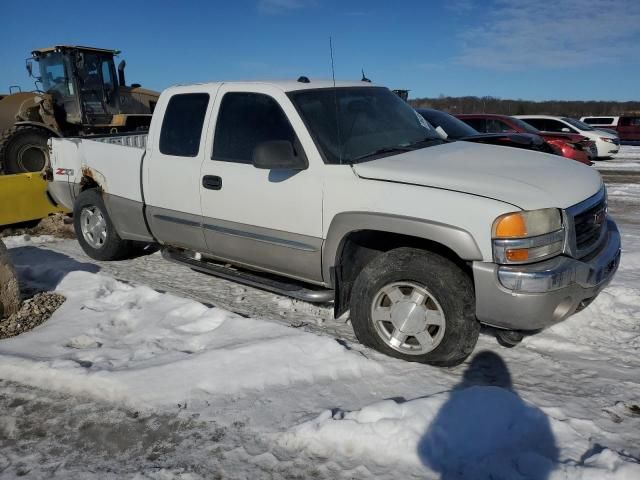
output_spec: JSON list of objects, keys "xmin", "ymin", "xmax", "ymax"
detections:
[{"xmin": 0, "ymin": 172, "xmax": 68, "ymax": 227}]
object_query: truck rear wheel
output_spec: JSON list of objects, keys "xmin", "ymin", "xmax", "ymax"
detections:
[
  {"xmin": 0, "ymin": 126, "xmax": 50, "ymax": 174},
  {"xmin": 73, "ymin": 189, "xmax": 134, "ymax": 261},
  {"xmin": 350, "ymin": 247, "xmax": 480, "ymax": 366}
]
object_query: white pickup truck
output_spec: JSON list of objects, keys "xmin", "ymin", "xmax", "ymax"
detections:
[{"xmin": 48, "ymin": 79, "xmax": 621, "ymax": 366}]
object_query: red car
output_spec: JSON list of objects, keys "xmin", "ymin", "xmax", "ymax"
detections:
[{"xmin": 456, "ymin": 114, "xmax": 595, "ymax": 165}]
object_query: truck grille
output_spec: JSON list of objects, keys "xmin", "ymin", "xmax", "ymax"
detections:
[{"xmin": 573, "ymin": 197, "xmax": 606, "ymax": 254}]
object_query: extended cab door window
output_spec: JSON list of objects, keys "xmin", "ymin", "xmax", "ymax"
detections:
[
  {"xmin": 212, "ymin": 92, "xmax": 300, "ymax": 163},
  {"xmin": 160, "ymin": 93, "xmax": 210, "ymax": 157}
]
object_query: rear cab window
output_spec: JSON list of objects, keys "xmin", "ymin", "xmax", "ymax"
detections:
[{"xmin": 159, "ymin": 93, "xmax": 210, "ymax": 157}]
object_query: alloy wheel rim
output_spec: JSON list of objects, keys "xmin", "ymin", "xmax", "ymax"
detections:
[
  {"xmin": 371, "ymin": 281, "xmax": 446, "ymax": 355},
  {"xmin": 80, "ymin": 207, "xmax": 107, "ymax": 249}
]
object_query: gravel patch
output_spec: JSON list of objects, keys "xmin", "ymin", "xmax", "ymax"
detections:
[
  {"xmin": 0, "ymin": 292, "xmax": 66, "ymax": 339},
  {"xmin": 0, "ymin": 213, "xmax": 75, "ymax": 239}
]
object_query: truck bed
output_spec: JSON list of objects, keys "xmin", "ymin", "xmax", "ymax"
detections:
[{"xmin": 49, "ymin": 133, "xmax": 147, "ymax": 210}]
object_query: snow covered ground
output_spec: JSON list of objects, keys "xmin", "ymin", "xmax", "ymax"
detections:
[
  {"xmin": 596, "ymin": 145, "xmax": 640, "ymax": 170},
  {"xmin": 1, "ymin": 181, "xmax": 639, "ymax": 479}
]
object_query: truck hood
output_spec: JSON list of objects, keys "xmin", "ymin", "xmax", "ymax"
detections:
[{"xmin": 352, "ymin": 141, "xmax": 602, "ymax": 210}]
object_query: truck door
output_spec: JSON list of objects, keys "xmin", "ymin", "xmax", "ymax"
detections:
[
  {"xmin": 143, "ymin": 91, "xmax": 213, "ymax": 251},
  {"xmin": 199, "ymin": 85, "xmax": 324, "ymax": 283}
]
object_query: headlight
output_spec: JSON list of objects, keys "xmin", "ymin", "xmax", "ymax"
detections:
[
  {"xmin": 600, "ymin": 137, "xmax": 616, "ymax": 143},
  {"xmin": 492, "ymin": 208, "xmax": 565, "ymax": 264}
]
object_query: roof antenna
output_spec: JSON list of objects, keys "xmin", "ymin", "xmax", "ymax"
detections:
[
  {"xmin": 361, "ymin": 69, "xmax": 371, "ymax": 82},
  {"xmin": 330, "ymin": 36, "xmax": 343, "ymax": 164}
]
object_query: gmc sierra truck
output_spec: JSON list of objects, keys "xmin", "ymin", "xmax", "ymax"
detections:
[{"xmin": 48, "ymin": 79, "xmax": 621, "ymax": 366}]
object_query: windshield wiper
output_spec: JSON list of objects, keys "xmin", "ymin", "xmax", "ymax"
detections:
[
  {"xmin": 351, "ymin": 146, "xmax": 413, "ymax": 162},
  {"xmin": 405, "ymin": 137, "xmax": 445, "ymax": 148}
]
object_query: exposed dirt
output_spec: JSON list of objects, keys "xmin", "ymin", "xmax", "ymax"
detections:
[{"xmin": 0, "ymin": 213, "xmax": 75, "ymax": 239}]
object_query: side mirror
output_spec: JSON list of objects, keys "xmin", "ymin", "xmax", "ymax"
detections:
[
  {"xmin": 561, "ymin": 127, "xmax": 571, "ymax": 133},
  {"xmin": 252, "ymin": 140, "xmax": 308, "ymax": 170}
]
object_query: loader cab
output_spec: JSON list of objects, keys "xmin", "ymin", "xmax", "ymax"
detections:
[{"xmin": 30, "ymin": 46, "xmax": 121, "ymax": 127}]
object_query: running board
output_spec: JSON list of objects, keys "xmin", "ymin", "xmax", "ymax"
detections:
[{"xmin": 162, "ymin": 247, "xmax": 334, "ymax": 303}]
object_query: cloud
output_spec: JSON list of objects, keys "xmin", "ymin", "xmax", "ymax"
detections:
[
  {"xmin": 258, "ymin": 0, "xmax": 315, "ymax": 14},
  {"xmin": 456, "ymin": 0, "xmax": 640, "ymax": 69}
]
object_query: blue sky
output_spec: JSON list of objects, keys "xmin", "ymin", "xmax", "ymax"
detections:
[{"xmin": 1, "ymin": 0, "xmax": 639, "ymax": 101}]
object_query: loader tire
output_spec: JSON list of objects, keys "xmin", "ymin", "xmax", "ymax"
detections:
[
  {"xmin": 0, "ymin": 239, "xmax": 21, "ymax": 319},
  {"xmin": 0, "ymin": 126, "xmax": 51, "ymax": 174}
]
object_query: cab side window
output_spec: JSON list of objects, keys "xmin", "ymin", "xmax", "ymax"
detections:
[
  {"xmin": 546, "ymin": 120, "xmax": 574, "ymax": 133},
  {"xmin": 212, "ymin": 92, "xmax": 297, "ymax": 164},
  {"xmin": 486, "ymin": 119, "xmax": 513, "ymax": 133},
  {"xmin": 159, "ymin": 93, "xmax": 210, "ymax": 157},
  {"xmin": 521, "ymin": 118, "xmax": 545, "ymax": 130},
  {"xmin": 463, "ymin": 118, "xmax": 486, "ymax": 132}
]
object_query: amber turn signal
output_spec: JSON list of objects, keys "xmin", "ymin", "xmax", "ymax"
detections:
[
  {"xmin": 505, "ymin": 248, "xmax": 529, "ymax": 262},
  {"xmin": 494, "ymin": 213, "xmax": 527, "ymax": 238}
]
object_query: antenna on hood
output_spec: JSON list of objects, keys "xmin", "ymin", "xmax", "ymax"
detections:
[{"xmin": 361, "ymin": 69, "xmax": 371, "ymax": 82}]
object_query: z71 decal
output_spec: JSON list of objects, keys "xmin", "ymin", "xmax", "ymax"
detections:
[{"xmin": 55, "ymin": 168, "xmax": 75, "ymax": 176}]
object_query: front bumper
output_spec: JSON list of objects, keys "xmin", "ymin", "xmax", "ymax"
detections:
[
  {"xmin": 596, "ymin": 140, "xmax": 619, "ymax": 157},
  {"xmin": 473, "ymin": 219, "xmax": 621, "ymax": 331}
]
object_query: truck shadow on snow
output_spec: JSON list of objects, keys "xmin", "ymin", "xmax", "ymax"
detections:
[
  {"xmin": 8, "ymin": 246, "xmax": 100, "ymax": 292},
  {"xmin": 418, "ymin": 351, "xmax": 559, "ymax": 480}
]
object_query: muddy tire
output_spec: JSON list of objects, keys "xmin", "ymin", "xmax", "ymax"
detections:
[
  {"xmin": 0, "ymin": 239, "xmax": 20, "ymax": 318},
  {"xmin": 350, "ymin": 247, "xmax": 480, "ymax": 366},
  {"xmin": 73, "ymin": 189, "xmax": 134, "ymax": 261},
  {"xmin": 0, "ymin": 126, "xmax": 51, "ymax": 174}
]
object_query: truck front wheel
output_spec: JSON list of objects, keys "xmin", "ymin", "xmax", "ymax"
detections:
[
  {"xmin": 73, "ymin": 189, "xmax": 134, "ymax": 261},
  {"xmin": 350, "ymin": 247, "xmax": 480, "ymax": 366}
]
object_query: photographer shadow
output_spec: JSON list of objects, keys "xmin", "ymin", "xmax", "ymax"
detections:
[{"xmin": 418, "ymin": 351, "xmax": 559, "ymax": 479}]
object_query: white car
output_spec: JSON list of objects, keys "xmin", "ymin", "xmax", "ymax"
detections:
[{"xmin": 515, "ymin": 115, "xmax": 620, "ymax": 159}]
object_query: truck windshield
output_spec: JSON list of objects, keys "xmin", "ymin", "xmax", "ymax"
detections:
[
  {"xmin": 289, "ymin": 87, "xmax": 442, "ymax": 164},
  {"xmin": 38, "ymin": 52, "xmax": 72, "ymax": 97}
]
